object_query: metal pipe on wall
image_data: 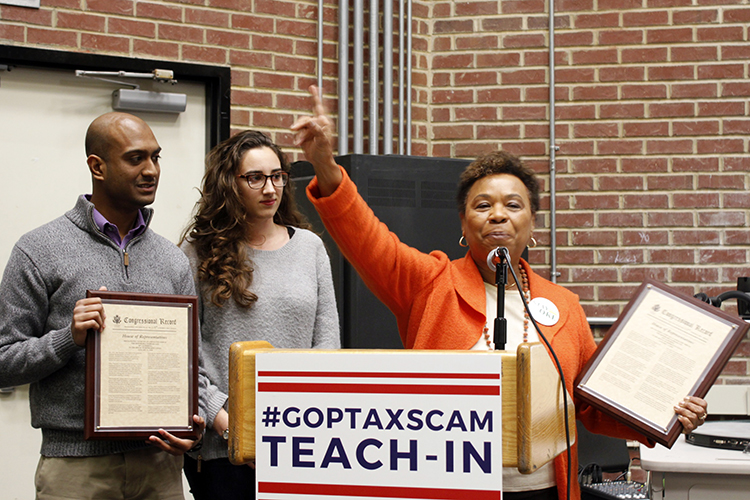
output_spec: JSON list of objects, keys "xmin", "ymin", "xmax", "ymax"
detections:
[
  {"xmin": 405, "ymin": 0, "xmax": 412, "ymax": 154},
  {"xmin": 337, "ymin": 0, "xmax": 348, "ymax": 154},
  {"xmin": 353, "ymin": 0, "xmax": 364, "ymax": 153},
  {"xmin": 397, "ymin": 0, "xmax": 405, "ymax": 154},
  {"xmin": 548, "ymin": 0, "xmax": 558, "ymax": 283},
  {"xmin": 369, "ymin": 0, "xmax": 379, "ymax": 154},
  {"xmin": 382, "ymin": 0, "xmax": 393, "ymax": 154},
  {"xmin": 336, "ymin": 0, "xmax": 411, "ymax": 155},
  {"xmin": 317, "ymin": 0, "xmax": 323, "ymax": 91}
]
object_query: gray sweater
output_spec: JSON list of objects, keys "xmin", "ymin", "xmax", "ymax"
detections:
[
  {"xmin": 0, "ymin": 195, "xmax": 201, "ymax": 457},
  {"xmin": 182, "ymin": 228, "xmax": 340, "ymax": 460}
]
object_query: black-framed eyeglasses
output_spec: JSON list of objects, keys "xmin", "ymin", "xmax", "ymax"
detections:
[{"xmin": 237, "ymin": 171, "xmax": 289, "ymax": 190}]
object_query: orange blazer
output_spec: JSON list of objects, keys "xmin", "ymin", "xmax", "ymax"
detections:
[{"xmin": 308, "ymin": 167, "xmax": 651, "ymax": 499}]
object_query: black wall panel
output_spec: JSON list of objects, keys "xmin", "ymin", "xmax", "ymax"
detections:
[{"xmin": 292, "ymin": 154, "xmax": 471, "ymax": 349}]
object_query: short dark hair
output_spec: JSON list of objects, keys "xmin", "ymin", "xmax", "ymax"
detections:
[
  {"xmin": 456, "ymin": 151, "xmax": 540, "ymax": 215},
  {"xmin": 84, "ymin": 128, "xmax": 109, "ymax": 162}
]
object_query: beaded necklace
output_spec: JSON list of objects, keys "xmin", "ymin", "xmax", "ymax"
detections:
[{"xmin": 483, "ymin": 266, "xmax": 530, "ymax": 350}]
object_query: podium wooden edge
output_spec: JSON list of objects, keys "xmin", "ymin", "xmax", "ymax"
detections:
[
  {"xmin": 228, "ymin": 343, "xmax": 573, "ymax": 472},
  {"xmin": 517, "ymin": 343, "xmax": 576, "ymax": 474},
  {"xmin": 227, "ymin": 340, "xmax": 273, "ymax": 465}
]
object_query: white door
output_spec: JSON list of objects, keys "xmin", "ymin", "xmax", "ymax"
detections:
[{"xmin": 0, "ymin": 64, "xmax": 207, "ymax": 500}]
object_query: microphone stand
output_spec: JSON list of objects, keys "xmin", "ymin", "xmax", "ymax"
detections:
[{"xmin": 494, "ymin": 250, "xmax": 508, "ymax": 350}]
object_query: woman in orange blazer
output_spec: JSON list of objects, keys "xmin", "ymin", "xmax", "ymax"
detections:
[{"xmin": 292, "ymin": 87, "xmax": 707, "ymax": 500}]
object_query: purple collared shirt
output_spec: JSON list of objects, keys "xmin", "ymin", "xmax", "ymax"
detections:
[{"xmin": 85, "ymin": 195, "xmax": 147, "ymax": 249}]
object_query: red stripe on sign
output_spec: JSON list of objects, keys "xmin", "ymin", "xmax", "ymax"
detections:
[
  {"xmin": 258, "ymin": 481, "xmax": 501, "ymax": 499},
  {"xmin": 257, "ymin": 371, "xmax": 499, "ymax": 380},
  {"xmin": 257, "ymin": 382, "xmax": 499, "ymax": 396}
]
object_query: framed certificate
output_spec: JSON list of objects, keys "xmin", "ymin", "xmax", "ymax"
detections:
[
  {"xmin": 84, "ymin": 290, "xmax": 200, "ymax": 440},
  {"xmin": 574, "ymin": 279, "xmax": 748, "ymax": 448}
]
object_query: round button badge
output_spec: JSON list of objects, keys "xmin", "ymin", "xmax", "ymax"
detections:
[{"xmin": 528, "ymin": 297, "xmax": 560, "ymax": 326}]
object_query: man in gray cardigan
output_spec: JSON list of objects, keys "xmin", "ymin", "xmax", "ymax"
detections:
[{"xmin": 0, "ymin": 112, "xmax": 204, "ymax": 499}]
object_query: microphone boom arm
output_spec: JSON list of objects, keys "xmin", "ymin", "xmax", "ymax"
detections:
[{"xmin": 487, "ymin": 247, "xmax": 511, "ymax": 350}]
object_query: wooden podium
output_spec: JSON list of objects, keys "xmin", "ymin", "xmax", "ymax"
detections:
[{"xmin": 227, "ymin": 342, "xmax": 575, "ymax": 474}]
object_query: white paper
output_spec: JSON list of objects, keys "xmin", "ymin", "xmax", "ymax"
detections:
[
  {"xmin": 582, "ymin": 286, "xmax": 736, "ymax": 430},
  {"xmin": 97, "ymin": 302, "xmax": 189, "ymax": 429}
]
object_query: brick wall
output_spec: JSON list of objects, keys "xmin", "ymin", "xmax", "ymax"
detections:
[
  {"xmin": 1, "ymin": 0, "xmax": 748, "ymax": 382},
  {"xmin": 421, "ymin": 0, "xmax": 750, "ymax": 383}
]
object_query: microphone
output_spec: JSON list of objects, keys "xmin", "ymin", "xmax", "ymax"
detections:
[
  {"xmin": 486, "ymin": 247, "xmax": 510, "ymax": 271},
  {"xmin": 487, "ymin": 247, "xmax": 511, "ymax": 351}
]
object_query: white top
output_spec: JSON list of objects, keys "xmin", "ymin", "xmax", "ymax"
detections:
[
  {"xmin": 470, "ymin": 282, "xmax": 540, "ymax": 350},
  {"xmin": 640, "ymin": 435, "xmax": 750, "ymax": 475},
  {"xmin": 474, "ymin": 283, "xmax": 556, "ymax": 491}
]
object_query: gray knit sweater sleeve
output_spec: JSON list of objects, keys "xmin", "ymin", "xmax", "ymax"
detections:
[
  {"xmin": 308, "ymin": 229, "xmax": 340, "ymax": 349},
  {"xmin": 0, "ymin": 241, "xmax": 80, "ymax": 388}
]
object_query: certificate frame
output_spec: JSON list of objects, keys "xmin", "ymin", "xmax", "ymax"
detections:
[
  {"xmin": 574, "ymin": 279, "xmax": 748, "ymax": 448},
  {"xmin": 84, "ymin": 290, "xmax": 200, "ymax": 441}
]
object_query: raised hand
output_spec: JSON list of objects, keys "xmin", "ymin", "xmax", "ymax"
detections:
[{"xmin": 291, "ymin": 85, "xmax": 341, "ymax": 196}]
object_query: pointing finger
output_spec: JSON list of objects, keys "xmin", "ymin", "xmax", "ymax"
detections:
[
  {"xmin": 291, "ymin": 115, "xmax": 311, "ymax": 131},
  {"xmin": 309, "ymin": 85, "xmax": 327, "ymax": 118}
]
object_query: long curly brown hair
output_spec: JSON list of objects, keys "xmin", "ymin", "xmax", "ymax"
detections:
[{"xmin": 181, "ymin": 130, "xmax": 310, "ymax": 307}]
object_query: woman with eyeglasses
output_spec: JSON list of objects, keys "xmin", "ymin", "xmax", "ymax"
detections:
[{"xmin": 179, "ymin": 130, "xmax": 340, "ymax": 500}]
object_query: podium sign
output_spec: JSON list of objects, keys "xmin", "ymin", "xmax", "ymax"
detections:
[{"xmin": 255, "ymin": 351, "xmax": 504, "ymax": 499}]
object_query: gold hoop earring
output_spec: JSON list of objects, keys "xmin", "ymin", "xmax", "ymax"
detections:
[
  {"xmin": 529, "ymin": 237, "xmax": 538, "ymax": 248},
  {"xmin": 459, "ymin": 235, "xmax": 468, "ymax": 248}
]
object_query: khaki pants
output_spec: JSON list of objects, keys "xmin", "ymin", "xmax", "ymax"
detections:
[{"xmin": 35, "ymin": 447, "xmax": 184, "ymax": 500}]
